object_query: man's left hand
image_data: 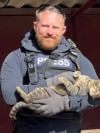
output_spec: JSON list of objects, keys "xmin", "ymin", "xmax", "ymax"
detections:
[{"xmin": 32, "ymin": 88, "xmax": 70, "ymax": 117}]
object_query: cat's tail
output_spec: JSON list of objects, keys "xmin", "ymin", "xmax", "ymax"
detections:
[{"xmin": 9, "ymin": 101, "xmax": 34, "ymax": 120}]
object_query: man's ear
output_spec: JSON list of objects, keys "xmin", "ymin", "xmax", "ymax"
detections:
[
  {"xmin": 62, "ymin": 26, "xmax": 67, "ymax": 34},
  {"xmin": 33, "ymin": 21, "xmax": 37, "ymax": 31}
]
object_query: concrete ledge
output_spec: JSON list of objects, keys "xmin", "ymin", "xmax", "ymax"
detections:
[{"xmin": 81, "ymin": 129, "xmax": 100, "ymax": 133}]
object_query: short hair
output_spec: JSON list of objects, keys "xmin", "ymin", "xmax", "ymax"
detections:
[{"xmin": 36, "ymin": 4, "xmax": 66, "ymax": 22}]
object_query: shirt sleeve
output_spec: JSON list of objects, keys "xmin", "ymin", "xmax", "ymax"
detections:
[{"xmin": 0, "ymin": 50, "xmax": 47, "ymax": 105}]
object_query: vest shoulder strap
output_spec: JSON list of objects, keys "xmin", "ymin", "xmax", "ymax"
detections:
[
  {"xmin": 24, "ymin": 51, "xmax": 39, "ymax": 84},
  {"xmin": 67, "ymin": 38, "xmax": 81, "ymax": 70},
  {"xmin": 67, "ymin": 38, "xmax": 82, "ymax": 55}
]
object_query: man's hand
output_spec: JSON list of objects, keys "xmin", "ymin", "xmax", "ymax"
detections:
[
  {"xmin": 32, "ymin": 87, "xmax": 70, "ymax": 117},
  {"xmin": 46, "ymin": 71, "xmax": 75, "ymax": 87}
]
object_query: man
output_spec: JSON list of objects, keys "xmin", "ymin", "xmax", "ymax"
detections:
[{"xmin": 0, "ymin": 4, "xmax": 99, "ymax": 133}]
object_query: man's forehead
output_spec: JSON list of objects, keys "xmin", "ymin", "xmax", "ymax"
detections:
[{"xmin": 38, "ymin": 10, "xmax": 64, "ymax": 20}]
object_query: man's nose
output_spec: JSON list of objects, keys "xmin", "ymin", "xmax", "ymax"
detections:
[{"xmin": 47, "ymin": 27, "xmax": 53, "ymax": 36}]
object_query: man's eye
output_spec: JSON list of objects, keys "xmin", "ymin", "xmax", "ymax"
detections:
[
  {"xmin": 42, "ymin": 25, "xmax": 48, "ymax": 27},
  {"xmin": 53, "ymin": 26, "xmax": 59, "ymax": 29}
]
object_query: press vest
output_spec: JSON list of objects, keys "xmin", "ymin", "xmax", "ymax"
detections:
[{"xmin": 24, "ymin": 39, "xmax": 81, "ymax": 85}]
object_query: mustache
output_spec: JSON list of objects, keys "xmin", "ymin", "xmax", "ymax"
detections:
[{"xmin": 43, "ymin": 36, "xmax": 55, "ymax": 39}]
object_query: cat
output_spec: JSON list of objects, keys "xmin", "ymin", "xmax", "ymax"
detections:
[{"xmin": 9, "ymin": 71, "xmax": 100, "ymax": 120}]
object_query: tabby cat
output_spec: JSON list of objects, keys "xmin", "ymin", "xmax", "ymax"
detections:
[{"xmin": 9, "ymin": 71, "xmax": 100, "ymax": 120}]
